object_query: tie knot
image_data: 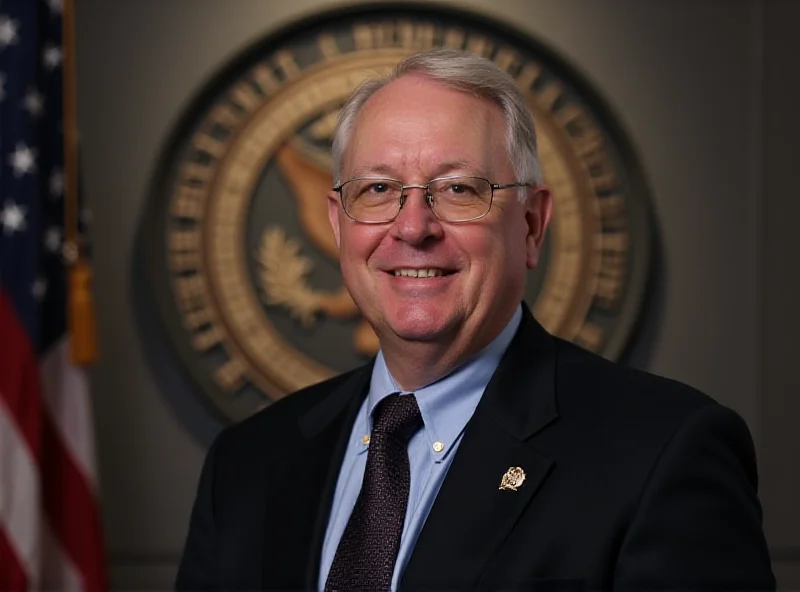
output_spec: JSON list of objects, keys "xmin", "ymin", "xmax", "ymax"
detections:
[{"xmin": 372, "ymin": 393, "xmax": 422, "ymax": 441}]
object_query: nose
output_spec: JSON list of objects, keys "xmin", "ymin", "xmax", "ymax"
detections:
[{"xmin": 391, "ymin": 186, "xmax": 443, "ymax": 245}]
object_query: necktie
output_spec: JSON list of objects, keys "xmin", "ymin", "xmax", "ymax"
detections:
[{"xmin": 325, "ymin": 393, "xmax": 423, "ymax": 592}]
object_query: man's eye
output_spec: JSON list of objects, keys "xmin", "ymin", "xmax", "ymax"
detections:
[
  {"xmin": 445, "ymin": 183, "xmax": 477, "ymax": 194},
  {"xmin": 369, "ymin": 183, "xmax": 389, "ymax": 193}
]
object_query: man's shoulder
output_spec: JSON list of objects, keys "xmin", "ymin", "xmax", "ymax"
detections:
[
  {"xmin": 552, "ymin": 337, "xmax": 719, "ymax": 425},
  {"xmin": 211, "ymin": 364, "xmax": 368, "ymax": 460},
  {"xmin": 544, "ymin": 337, "xmax": 757, "ymax": 475}
]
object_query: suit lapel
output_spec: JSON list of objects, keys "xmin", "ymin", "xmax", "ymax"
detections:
[
  {"xmin": 259, "ymin": 365, "xmax": 372, "ymax": 590},
  {"xmin": 402, "ymin": 310, "xmax": 559, "ymax": 590}
]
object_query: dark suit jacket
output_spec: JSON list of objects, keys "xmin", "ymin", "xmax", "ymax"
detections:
[{"xmin": 176, "ymin": 309, "xmax": 775, "ymax": 591}]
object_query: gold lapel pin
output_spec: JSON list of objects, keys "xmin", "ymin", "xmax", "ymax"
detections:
[{"xmin": 499, "ymin": 466, "xmax": 526, "ymax": 491}]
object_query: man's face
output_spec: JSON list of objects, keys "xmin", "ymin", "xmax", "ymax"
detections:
[{"xmin": 328, "ymin": 75, "xmax": 551, "ymax": 358}]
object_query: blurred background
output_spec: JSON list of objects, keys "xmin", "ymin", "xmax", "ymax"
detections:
[{"xmin": 1, "ymin": 0, "xmax": 798, "ymax": 590}]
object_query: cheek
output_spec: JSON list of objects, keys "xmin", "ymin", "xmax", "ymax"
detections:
[
  {"xmin": 338, "ymin": 237, "xmax": 368, "ymax": 308},
  {"xmin": 468, "ymin": 219, "xmax": 528, "ymax": 282},
  {"xmin": 451, "ymin": 229, "xmax": 498, "ymax": 297},
  {"xmin": 461, "ymin": 224, "xmax": 508, "ymax": 263},
  {"xmin": 338, "ymin": 226, "xmax": 383, "ymax": 274}
]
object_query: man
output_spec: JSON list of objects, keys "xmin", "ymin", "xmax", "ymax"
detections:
[{"xmin": 176, "ymin": 49, "xmax": 775, "ymax": 591}]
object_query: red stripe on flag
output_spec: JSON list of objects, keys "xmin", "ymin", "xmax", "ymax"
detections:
[
  {"xmin": 0, "ymin": 528, "xmax": 28, "ymax": 591},
  {"xmin": 0, "ymin": 291, "xmax": 42, "ymax": 589},
  {"xmin": 0, "ymin": 291, "xmax": 43, "ymax": 462},
  {"xmin": 1, "ymin": 291, "xmax": 107, "ymax": 590},
  {"xmin": 41, "ymin": 411, "xmax": 108, "ymax": 592}
]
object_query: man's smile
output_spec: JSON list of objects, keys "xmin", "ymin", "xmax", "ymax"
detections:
[{"xmin": 389, "ymin": 268, "xmax": 454, "ymax": 278}]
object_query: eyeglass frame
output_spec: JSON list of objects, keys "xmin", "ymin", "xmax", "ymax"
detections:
[{"xmin": 331, "ymin": 175, "xmax": 534, "ymax": 224}]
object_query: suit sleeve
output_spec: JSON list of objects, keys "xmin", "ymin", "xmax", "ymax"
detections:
[
  {"xmin": 175, "ymin": 432, "xmax": 224, "ymax": 591},
  {"xmin": 614, "ymin": 403, "xmax": 775, "ymax": 591}
]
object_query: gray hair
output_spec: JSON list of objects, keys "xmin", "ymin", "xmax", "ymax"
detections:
[{"xmin": 331, "ymin": 48, "xmax": 543, "ymax": 195}]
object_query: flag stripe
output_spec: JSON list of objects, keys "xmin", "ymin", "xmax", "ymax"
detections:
[
  {"xmin": 0, "ymin": 293, "xmax": 43, "ymax": 462},
  {"xmin": 40, "ymin": 338, "xmax": 98, "ymax": 488},
  {"xmin": 0, "ymin": 291, "xmax": 42, "ymax": 589},
  {"xmin": 0, "ymin": 399, "xmax": 40, "ymax": 589},
  {"xmin": 0, "ymin": 527, "xmax": 29, "ymax": 592},
  {"xmin": 0, "ymin": 223, "xmax": 104, "ymax": 592},
  {"xmin": 41, "ymin": 408, "xmax": 107, "ymax": 592},
  {"xmin": 40, "ymin": 520, "xmax": 83, "ymax": 592}
]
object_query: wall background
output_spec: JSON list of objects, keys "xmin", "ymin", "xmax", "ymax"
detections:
[{"xmin": 74, "ymin": 0, "xmax": 799, "ymax": 589}]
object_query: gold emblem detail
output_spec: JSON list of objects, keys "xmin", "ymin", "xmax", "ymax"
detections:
[
  {"xmin": 361, "ymin": 435, "xmax": 370, "ymax": 446},
  {"xmin": 499, "ymin": 466, "xmax": 526, "ymax": 491}
]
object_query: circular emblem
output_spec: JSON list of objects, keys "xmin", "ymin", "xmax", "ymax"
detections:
[{"xmin": 139, "ymin": 4, "xmax": 653, "ymax": 424}]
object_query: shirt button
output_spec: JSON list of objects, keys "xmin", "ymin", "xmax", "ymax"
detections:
[{"xmin": 433, "ymin": 441, "xmax": 445, "ymax": 453}]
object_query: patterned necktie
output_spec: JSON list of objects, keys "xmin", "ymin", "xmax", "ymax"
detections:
[{"xmin": 325, "ymin": 393, "xmax": 423, "ymax": 592}]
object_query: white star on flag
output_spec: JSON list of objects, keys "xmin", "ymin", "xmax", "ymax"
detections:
[
  {"xmin": 50, "ymin": 168, "xmax": 65, "ymax": 197},
  {"xmin": 8, "ymin": 142, "xmax": 37, "ymax": 176},
  {"xmin": 44, "ymin": 226, "xmax": 62, "ymax": 253},
  {"xmin": 1, "ymin": 200, "xmax": 27, "ymax": 235},
  {"xmin": 0, "ymin": 15, "xmax": 19, "ymax": 49},
  {"xmin": 32, "ymin": 276, "xmax": 48, "ymax": 301},
  {"xmin": 23, "ymin": 88, "xmax": 44, "ymax": 118},
  {"xmin": 43, "ymin": 43, "xmax": 62, "ymax": 70}
]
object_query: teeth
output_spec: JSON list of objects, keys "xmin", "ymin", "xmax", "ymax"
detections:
[{"xmin": 393, "ymin": 268, "xmax": 445, "ymax": 278}]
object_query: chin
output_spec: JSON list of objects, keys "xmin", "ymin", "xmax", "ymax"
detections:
[{"xmin": 383, "ymin": 309, "xmax": 458, "ymax": 343}]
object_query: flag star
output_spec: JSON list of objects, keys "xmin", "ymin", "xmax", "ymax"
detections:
[
  {"xmin": 1, "ymin": 200, "xmax": 27, "ymax": 235},
  {"xmin": 50, "ymin": 168, "xmax": 64, "ymax": 198},
  {"xmin": 8, "ymin": 143, "xmax": 37, "ymax": 176},
  {"xmin": 32, "ymin": 277, "xmax": 48, "ymax": 302},
  {"xmin": 44, "ymin": 226, "xmax": 62, "ymax": 252},
  {"xmin": 23, "ymin": 88, "xmax": 44, "ymax": 118},
  {"xmin": 43, "ymin": 44, "xmax": 62, "ymax": 70},
  {"xmin": 47, "ymin": 0, "xmax": 63, "ymax": 14},
  {"xmin": 0, "ymin": 16, "xmax": 19, "ymax": 49}
]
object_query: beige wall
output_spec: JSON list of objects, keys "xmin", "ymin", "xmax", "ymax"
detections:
[{"xmin": 75, "ymin": 0, "xmax": 799, "ymax": 588}]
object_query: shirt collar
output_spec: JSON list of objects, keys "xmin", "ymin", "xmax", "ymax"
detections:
[{"xmin": 367, "ymin": 305, "xmax": 523, "ymax": 460}]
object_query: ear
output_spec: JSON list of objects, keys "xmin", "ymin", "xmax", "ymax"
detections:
[
  {"xmin": 327, "ymin": 190, "xmax": 343, "ymax": 249},
  {"xmin": 524, "ymin": 187, "xmax": 553, "ymax": 269}
]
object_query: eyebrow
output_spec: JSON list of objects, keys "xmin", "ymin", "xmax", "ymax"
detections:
[{"xmin": 349, "ymin": 164, "xmax": 396, "ymax": 178}]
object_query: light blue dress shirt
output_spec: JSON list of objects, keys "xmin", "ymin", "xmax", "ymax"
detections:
[{"xmin": 318, "ymin": 305, "xmax": 523, "ymax": 591}]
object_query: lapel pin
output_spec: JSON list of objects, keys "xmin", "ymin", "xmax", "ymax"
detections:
[{"xmin": 499, "ymin": 466, "xmax": 526, "ymax": 491}]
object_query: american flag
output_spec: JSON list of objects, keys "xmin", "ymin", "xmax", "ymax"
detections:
[{"xmin": 0, "ymin": 0, "xmax": 107, "ymax": 590}]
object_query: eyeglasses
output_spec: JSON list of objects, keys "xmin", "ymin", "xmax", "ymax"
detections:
[{"xmin": 332, "ymin": 176, "xmax": 532, "ymax": 224}]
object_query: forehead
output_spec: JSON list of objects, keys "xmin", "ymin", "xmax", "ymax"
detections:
[{"xmin": 344, "ymin": 75, "xmax": 509, "ymax": 177}]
